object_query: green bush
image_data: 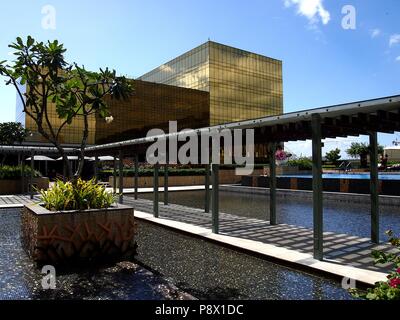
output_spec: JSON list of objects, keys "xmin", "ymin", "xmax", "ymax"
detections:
[
  {"xmin": 0, "ymin": 165, "xmax": 40, "ymax": 180},
  {"xmin": 287, "ymin": 158, "xmax": 313, "ymax": 171},
  {"xmin": 40, "ymin": 178, "xmax": 116, "ymax": 211}
]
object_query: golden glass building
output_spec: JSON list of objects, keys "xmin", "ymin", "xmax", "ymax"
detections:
[
  {"xmin": 19, "ymin": 41, "xmax": 283, "ymax": 146},
  {"xmin": 139, "ymin": 41, "xmax": 283, "ymax": 125}
]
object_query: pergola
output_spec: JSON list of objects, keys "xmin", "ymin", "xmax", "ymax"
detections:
[
  {"xmin": 84, "ymin": 94, "xmax": 400, "ymax": 260},
  {"xmin": 0, "ymin": 145, "xmax": 76, "ymax": 198},
  {"xmin": 1, "ymin": 95, "xmax": 400, "ymax": 260}
]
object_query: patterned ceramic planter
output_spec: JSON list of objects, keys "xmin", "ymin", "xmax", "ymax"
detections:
[{"xmin": 21, "ymin": 203, "xmax": 136, "ymax": 265}]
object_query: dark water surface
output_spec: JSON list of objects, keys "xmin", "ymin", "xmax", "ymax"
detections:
[
  {"xmin": 0, "ymin": 209, "xmax": 189, "ymax": 300},
  {"xmin": 138, "ymin": 190, "xmax": 400, "ymax": 239}
]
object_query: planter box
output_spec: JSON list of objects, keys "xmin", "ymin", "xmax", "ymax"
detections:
[{"xmin": 21, "ymin": 203, "xmax": 136, "ymax": 265}]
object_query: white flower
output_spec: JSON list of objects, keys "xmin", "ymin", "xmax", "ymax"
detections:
[{"xmin": 105, "ymin": 116, "xmax": 114, "ymax": 124}]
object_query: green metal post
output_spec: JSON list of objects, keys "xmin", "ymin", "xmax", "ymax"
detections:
[
  {"xmin": 94, "ymin": 155, "xmax": 99, "ymax": 183},
  {"xmin": 164, "ymin": 162, "xmax": 169, "ymax": 205},
  {"xmin": 119, "ymin": 150, "xmax": 124, "ymax": 204},
  {"xmin": 21, "ymin": 154, "xmax": 25, "ymax": 194},
  {"xmin": 211, "ymin": 164, "xmax": 219, "ymax": 234},
  {"xmin": 369, "ymin": 131, "xmax": 379, "ymax": 243},
  {"xmin": 113, "ymin": 154, "xmax": 117, "ymax": 193},
  {"xmin": 154, "ymin": 163, "xmax": 159, "ymax": 217},
  {"xmin": 134, "ymin": 153, "xmax": 139, "ymax": 200},
  {"xmin": 30, "ymin": 150, "xmax": 34, "ymax": 199},
  {"xmin": 205, "ymin": 164, "xmax": 210, "ymax": 213},
  {"xmin": 312, "ymin": 114, "xmax": 323, "ymax": 260},
  {"xmin": 269, "ymin": 142, "xmax": 277, "ymax": 225}
]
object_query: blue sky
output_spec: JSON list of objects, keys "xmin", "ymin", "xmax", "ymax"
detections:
[{"xmin": 0, "ymin": 0, "xmax": 399, "ymax": 156}]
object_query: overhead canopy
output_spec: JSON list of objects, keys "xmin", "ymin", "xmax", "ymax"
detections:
[
  {"xmin": 25, "ymin": 155, "xmax": 55, "ymax": 161},
  {"xmin": 85, "ymin": 95, "xmax": 400, "ymax": 155}
]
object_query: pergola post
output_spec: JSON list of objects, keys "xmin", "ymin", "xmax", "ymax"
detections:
[
  {"xmin": 269, "ymin": 142, "xmax": 277, "ymax": 225},
  {"xmin": 118, "ymin": 150, "xmax": 124, "ymax": 204},
  {"xmin": 312, "ymin": 114, "xmax": 323, "ymax": 260},
  {"xmin": 205, "ymin": 164, "xmax": 210, "ymax": 213},
  {"xmin": 369, "ymin": 131, "xmax": 379, "ymax": 243},
  {"xmin": 211, "ymin": 164, "xmax": 219, "ymax": 234},
  {"xmin": 134, "ymin": 153, "xmax": 139, "ymax": 200},
  {"xmin": 30, "ymin": 150, "xmax": 34, "ymax": 200},
  {"xmin": 154, "ymin": 163, "xmax": 159, "ymax": 217},
  {"xmin": 164, "ymin": 154, "xmax": 169, "ymax": 205},
  {"xmin": 113, "ymin": 154, "xmax": 117, "ymax": 193},
  {"xmin": 94, "ymin": 155, "xmax": 99, "ymax": 183},
  {"xmin": 21, "ymin": 154, "xmax": 25, "ymax": 194}
]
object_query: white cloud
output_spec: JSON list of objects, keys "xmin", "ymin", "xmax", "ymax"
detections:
[
  {"xmin": 396, "ymin": 56, "xmax": 400, "ymax": 62},
  {"xmin": 284, "ymin": 136, "xmax": 362, "ymax": 158},
  {"xmin": 284, "ymin": 0, "xmax": 330, "ymax": 25},
  {"xmin": 370, "ymin": 29, "xmax": 381, "ymax": 39},
  {"xmin": 389, "ymin": 34, "xmax": 400, "ymax": 47}
]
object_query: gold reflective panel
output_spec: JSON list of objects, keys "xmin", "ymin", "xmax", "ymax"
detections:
[{"xmin": 139, "ymin": 41, "xmax": 283, "ymax": 126}]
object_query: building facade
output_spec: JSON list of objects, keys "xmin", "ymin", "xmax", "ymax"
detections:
[
  {"xmin": 139, "ymin": 41, "xmax": 283, "ymax": 125},
  {"xmin": 18, "ymin": 41, "xmax": 283, "ymax": 147}
]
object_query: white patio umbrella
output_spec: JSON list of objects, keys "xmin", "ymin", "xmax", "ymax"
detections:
[
  {"xmin": 25, "ymin": 155, "xmax": 55, "ymax": 161},
  {"xmin": 25, "ymin": 155, "xmax": 55, "ymax": 177},
  {"xmin": 97, "ymin": 156, "xmax": 119, "ymax": 161},
  {"xmin": 56, "ymin": 156, "xmax": 94, "ymax": 161}
]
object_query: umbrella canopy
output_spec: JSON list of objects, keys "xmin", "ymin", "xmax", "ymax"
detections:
[
  {"xmin": 56, "ymin": 156, "xmax": 94, "ymax": 161},
  {"xmin": 25, "ymin": 155, "xmax": 55, "ymax": 161},
  {"xmin": 97, "ymin": 156, "xmax": 119, "ymax": 161}
]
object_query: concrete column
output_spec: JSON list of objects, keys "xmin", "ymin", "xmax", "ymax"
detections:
[
  {"xmin": 154, "ymin": 163, "xmax": 159, "ymax": 217},
  {"xmin": 369, "ymin": 131, "xmax": 379, "ymax": 243},
  {"xmin": 205, "ymin": 164, "xmax": 210, "ymax": 213},
  {"xmin": 312, "ymin": 114, "xmax": 323, "ymax": 260},
  {"xmin": 134, "ymin": 153, "xmax": 139, "ymax": 200},
  {"xmin": 118, "ymin": 150, "xmax": 124, "ymax": 204},
  {"xmin": 211, "ymin": 164, "xmax": 219, "ymax": 234},
  {"xmin": 269, "ymin": 142, "xmax": 277, "ymax": 225}
]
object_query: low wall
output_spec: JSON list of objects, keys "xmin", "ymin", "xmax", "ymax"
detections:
[
  {"xmin": 21, "ymin": 203, "xmax": 136, "ymax": 265},
  {"xmin": 109, "ymin": 169, "xmax": 264, "ymax": 188},
  {"xmin": 0, "ymin": 177, "xmax": 49, "ymax": 195},
  {"xmin": 242, "ymin": 176, "xmax": 400, "ymax": 196}
]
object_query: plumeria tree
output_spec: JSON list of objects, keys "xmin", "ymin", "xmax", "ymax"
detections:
[{"xmin": 0, "ymin": 36, "xmax": 132, "ymax": 179}]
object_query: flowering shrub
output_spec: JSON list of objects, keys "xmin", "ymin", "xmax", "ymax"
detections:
[
  {"xmin": 275, "ymin": 149, "xmax": 288, "ymax": 161},
  {"xmin": 350, "ymin": 230, "xmax": 400, "ymax": 300}
]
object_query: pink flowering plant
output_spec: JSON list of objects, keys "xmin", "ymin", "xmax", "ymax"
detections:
[
  {"xmin": 275, "ymin": 149, "xmax": 288, "ymax": 161},
  {"xmin": 351, "ymin": 230, "xmax": 400, "ymax": 300}
]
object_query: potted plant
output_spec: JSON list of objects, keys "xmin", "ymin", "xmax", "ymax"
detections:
[{"xmin": 21, "ymin": 178, "xmax": 136, "ymax": 265}]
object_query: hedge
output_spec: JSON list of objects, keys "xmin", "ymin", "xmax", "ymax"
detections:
[{"xmin": 0, "ymin": 165, "xmax": 41, "ymax": 180}]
